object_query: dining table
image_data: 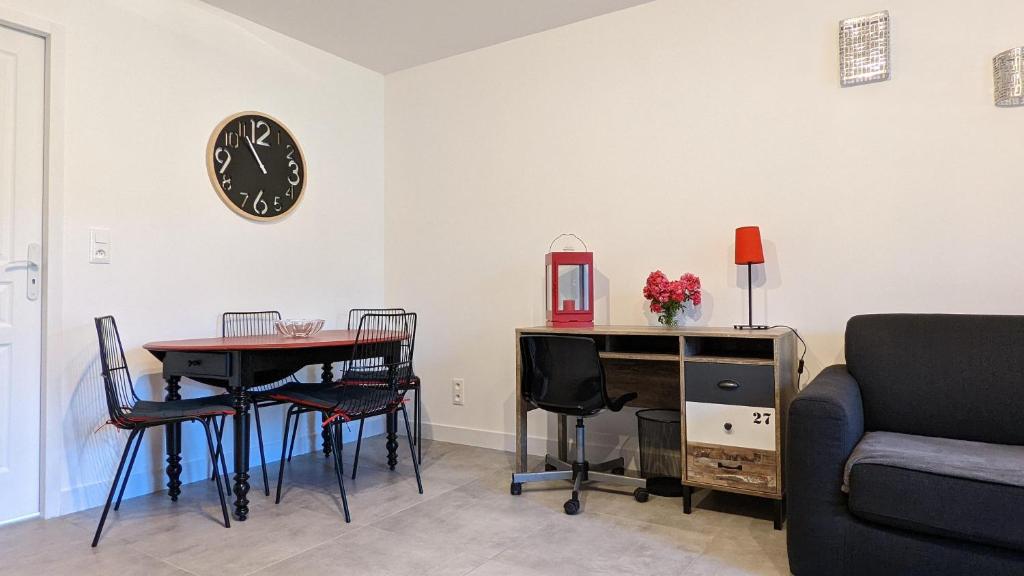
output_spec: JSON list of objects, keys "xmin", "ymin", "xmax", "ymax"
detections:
[{"xmin": 143, "ymin": 329, "xmax": 403, "ymax": 521}]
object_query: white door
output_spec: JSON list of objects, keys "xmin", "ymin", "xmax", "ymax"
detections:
[{"xmin": 0, "ymin": 24, "xmax": 44, "ymax": 525}]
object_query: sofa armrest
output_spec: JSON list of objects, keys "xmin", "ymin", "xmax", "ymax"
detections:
[{"xmin": 787, "ymin": 365, "xmax": 865, "ymax": 575}]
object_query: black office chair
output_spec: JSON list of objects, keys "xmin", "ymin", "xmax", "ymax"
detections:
[
  {"xmin": 510, "ymin": 335, "xmax": 649, "ymax": 515},
  {"xmin": 92, "ymin": 316, "xmax": 232, "ymax": 547}
]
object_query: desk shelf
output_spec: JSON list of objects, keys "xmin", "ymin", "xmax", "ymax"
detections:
[
  {"xmin": 683, "ymin": 355, "xmax": 775, "ymax": 366},
  {"xmin": 599, "ymin": 351, "xmax": 680, "ymax": 362}
]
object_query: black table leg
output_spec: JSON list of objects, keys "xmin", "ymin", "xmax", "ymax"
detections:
[
  {"xmin": 164, "ymin": 375, "xmax": 182, "ymax": 501},
  {"xmin": 321, "ymin": 363, "xmax": 334, "ymax": 457},
  {"xmin": 232, "ymin": 389, "xmax": 251, "ymax": 521},
  {"xmin": 386, "ymin": 412, "xmax": 398, "ymax": 470}
]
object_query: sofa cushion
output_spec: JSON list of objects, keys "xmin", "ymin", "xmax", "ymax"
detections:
[
  {"xmin": 846, "ymin": 432, "xmax": 1024, "ymax": 552},
  {"xmin": 845, "ymin": 314, "xmax": 1024, "ymax": 445}
]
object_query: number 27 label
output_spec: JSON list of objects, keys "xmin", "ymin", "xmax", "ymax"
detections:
[{"xmin": 753, "ymin": 412, "xmax": 772, "ymax": 425}]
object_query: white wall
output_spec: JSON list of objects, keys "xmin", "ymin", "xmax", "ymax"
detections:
[
  {"xmin": 385, "ymin": 0, "xmax": 1024, "ymax": 459},
  {"xmin": 1, "ymin": 0, "xmax": 386, "ymax": 515}
]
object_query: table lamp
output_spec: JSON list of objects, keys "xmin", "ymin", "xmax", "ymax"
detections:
[{"xmin": 734, "ymin": 226, "xmax": 769, "ymax": 330}]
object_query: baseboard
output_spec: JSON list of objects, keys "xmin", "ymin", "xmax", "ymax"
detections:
[{"xmin": 422, "ymin": 422, "xmax": 641, "ymax": 469}]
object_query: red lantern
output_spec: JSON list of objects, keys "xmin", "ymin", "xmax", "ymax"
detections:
[{"xmin": 546, "ymin": 234, "xmax": 594, "ymax": 327}]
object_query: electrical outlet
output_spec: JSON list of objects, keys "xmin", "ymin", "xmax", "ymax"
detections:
[{"xmin": 452, "ymin": 378, "xmax": 465, "ymax": 406}]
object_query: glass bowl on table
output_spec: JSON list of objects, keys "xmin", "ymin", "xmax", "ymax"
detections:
[{"xmin": 274, "ymin": 319, "xmax": 324, "ymax": 338}]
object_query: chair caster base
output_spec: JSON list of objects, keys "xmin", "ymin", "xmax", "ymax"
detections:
[
  {"xmin": 563, "ymin": 498, "xmax": 580, "ymax": 515},
  {"xmin": 510, "ymin": 482, "xmax": 522, "ymax": 496},
  {"xmin": 634, "ymin": 488, "xmax": 650, "ymax": 503}
]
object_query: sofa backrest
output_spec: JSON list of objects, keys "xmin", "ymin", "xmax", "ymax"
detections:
[{"xmin": 846, "ymin": 314, "xmax": 1024, "ymax": 445}]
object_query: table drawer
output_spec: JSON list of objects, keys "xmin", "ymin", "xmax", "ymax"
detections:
[
  {"xmin": 684, "ymin": 362, "xmax": 774, "ymax": 408},
  {"xmin": 164, "ymin": 352, "xmax": 231, "ymax": 378},
  {"xmin": 686, "ymin": 442, "xmax": 778, "ymax": 493},
  {"xmin": 685, "ymin": 401, "xmax": 776, "ymax": 451}
]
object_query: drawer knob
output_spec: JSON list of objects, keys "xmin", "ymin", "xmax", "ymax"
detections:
[
  {"xmin": 717, "ymin": 462, "xmax": 743, "ymax": 471},
  {"xmin": 716, "ymin": 379, "xmax": 740, "ymax": 391},
  {"xmin": 723, "ymin": 422, "xmax": 733, "ymax": 431}
]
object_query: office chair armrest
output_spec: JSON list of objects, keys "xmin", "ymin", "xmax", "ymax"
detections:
[{"xmin": 607, "ymin": 392, "xmax": 638, "ymax": 412}]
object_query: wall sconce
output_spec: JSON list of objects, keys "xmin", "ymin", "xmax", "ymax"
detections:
[
  {"xmin": 839, "ymin": 11, "xmax": 891, "ymax": 87},
  {"xmin": 994, "ymin": 47, "xmax": 1024, "ymax": 107}
]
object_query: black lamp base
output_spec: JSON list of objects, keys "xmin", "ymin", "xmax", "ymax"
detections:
[{"xmin": 734, "ymin": 324, "xmax": 770, "ymax": 330}]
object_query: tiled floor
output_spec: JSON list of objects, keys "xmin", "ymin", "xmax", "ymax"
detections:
[{"xmin": 0, "ymin": 438, "xmax": 790, "ymax": 575}]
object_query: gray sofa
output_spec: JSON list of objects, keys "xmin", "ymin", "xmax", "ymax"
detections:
[{"xmin": 787, "ymin": 314, "xmax": 1024, "ymax": 575}]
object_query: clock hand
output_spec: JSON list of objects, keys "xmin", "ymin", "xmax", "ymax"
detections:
[{"xmin": 245, "ymin": 135, "xmax": 268, "ymax": 175}]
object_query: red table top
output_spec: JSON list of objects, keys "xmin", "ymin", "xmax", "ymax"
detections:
[{"xmin": 144, "ymin": 329, "xmax": 362, "ymax": 352}]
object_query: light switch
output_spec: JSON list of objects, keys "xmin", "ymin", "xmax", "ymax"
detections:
[{"xmin": 90, "ymin": 227, "xmax": 111, "ymax": 264}]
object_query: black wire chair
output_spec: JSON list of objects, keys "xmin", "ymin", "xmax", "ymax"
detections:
[
  {"xmin": 92, "ymin": 316, "xmax": 233, "ymax": 547},
  {"xmin": 346, "ymin": 308, "xmax": 423, "ymax": 479},
  {"xmin": 216, "ymin": 311, "xmax": 309, "ymax": 497},
  {"xmin": 270, "ymin": 312, "xmax": 422, "ymax": 522}
]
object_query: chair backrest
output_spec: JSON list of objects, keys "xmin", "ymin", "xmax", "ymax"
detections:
[
  {"xmin": 519, "ymin": 335, "xmax": 609, "ymax": 416},
  {"xmin": 222, "ymin": 310, "xmax": 281, "ymax": 338},
  {"xmin": 342, "ymin": 312, "xmax": 417, "ymax": 393},
  {"xmin": 846, "ymin": 313, "xmax": 1024, "ymax": 445},
  {"xmin": 222, "ymin": 310, "xmax": 300, "ymax": 388},
  {"xmin": 95, "ymin": 316, "xmax": 138, "ymax": 425},
  {"xmin": 347, "ymin": 308, "xmax": 405, "ymax": 329}
]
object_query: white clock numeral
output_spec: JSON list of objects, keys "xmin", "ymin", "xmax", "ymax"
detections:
[
  {"xmin": 214, "ymin": 147, "xmax": 232, "ymax": 174},
  {"xmin": 287, "ymin": 160, "xmax": 300, "ymax": 185},
  {"xmin": 253, "ymin": 190, "xmax": 269, "ymax": 215},
  {"xmin": 221, "ymin": 175, "xmax": 231, "ymax": 191},
  {"xmin": 222, "ymin": 132, "xmax": 239, "ymax": 149},
  {"xmin": 285, "ymin": 186, "xmax": 294, "ymax": 199},
  {"xmin": 251, "ymin": 119, "xmax": 271, "ymax": 147},
  {"xmin": 273, "ymin": 196, "xmax": 282, "ymax": 212},
  {"xmin": 285, "ymin": 144, "xmax": 295, "ymax": 160},
  {"xmin": 238, "ymin": 191, "xmax": 249, "ymax": 207}
]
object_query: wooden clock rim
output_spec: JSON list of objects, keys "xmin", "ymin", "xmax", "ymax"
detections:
[{"xmin": 206, "ymin": 110, "xmax": 308, "ymax": 223}]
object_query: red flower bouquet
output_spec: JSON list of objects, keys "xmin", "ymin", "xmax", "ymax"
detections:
[{"xmin": 643, "ymin": 271, "xmax": 702, "ymax": 326}]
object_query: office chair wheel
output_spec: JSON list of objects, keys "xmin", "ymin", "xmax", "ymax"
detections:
[
  {"xmin": 611, "ymin": 467, "xmax": 625, "ymax": 475},
  {"xmin": 510, "ymin": 482, "xmax": 522, "ymax": 496},
  {"xmin": 633, "ymin": 488, "xmax": 650, "ymax": 503},
  {"xmin": 563, "ymin": 498, "xmax": 580, "ymax": 515}
]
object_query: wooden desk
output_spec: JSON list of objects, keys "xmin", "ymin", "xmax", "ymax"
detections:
[
  {"xmin": 144, "ymin": 330, "xmax": 404, "ymax": 521},
  {"xmin": 515, "ymin": 325, "xmax": 797, "ymax": 527}
]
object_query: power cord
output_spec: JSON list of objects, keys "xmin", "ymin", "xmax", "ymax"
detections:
[{"xmin": 769, "ymin": 324, "xmax": 808, "ymax": 386}]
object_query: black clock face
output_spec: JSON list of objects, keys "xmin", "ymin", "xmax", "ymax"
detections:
[{"xmin": 208, "ymin": 113, "xmax": 305, "ymax": 220}]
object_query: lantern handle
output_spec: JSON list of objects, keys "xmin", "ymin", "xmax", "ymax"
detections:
[{"xmin": 548, "ymin": 233, "xmax": 588, "ymax": 253}]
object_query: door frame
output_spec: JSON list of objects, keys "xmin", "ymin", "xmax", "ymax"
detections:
[{"xmin": 0, "ymin": 7, "xmax": 65, "ymax": 520}]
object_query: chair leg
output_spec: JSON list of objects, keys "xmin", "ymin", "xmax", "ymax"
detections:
[
  {"xmin": 252, "ymin": 402, "xmax": 270, "ymax": 496},
  {"xmin": 286, "ymin": 410, "xmax": 300, "ymax": 462},
  {"xmin": 114, "ymin": 428, "xmax": 146, "ymax": 511},
  {"xmin": 213, "ymin": 415, "xmax": 232, "ymax": 496},
  {"xmin": 351, "ymin": 419, "xmax": 364, "ymax": 480},
  {"xmin": 415, "ymin": 388, "xmax": 422, "ymax": 465},
  {"xmin": 92, "ymin": 429, "xmax": 139, "ymax": 547},
  {"xmin": 275, "ymin": 406, "xmax": 294, "ymax": 504},
  {"xmin": 401, "ymin": 405, "xmax": 423, "ymax": 494},
  {"xmin": 201, "ymin": 419, "xmax": 231, "ymax": 528},
  {"xmin": 327, "ymin": 422, "xmax": 351, "ymax": 523}
]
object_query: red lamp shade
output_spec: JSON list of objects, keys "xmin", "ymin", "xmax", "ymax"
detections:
[{"xmin": 735, "ymin": 226, "xmax": 765, "ymax": 265}]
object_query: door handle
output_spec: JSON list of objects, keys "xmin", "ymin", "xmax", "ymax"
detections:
[{"xmin": 6, "ymin": 243, "xmax": 41, "ymax": 301}]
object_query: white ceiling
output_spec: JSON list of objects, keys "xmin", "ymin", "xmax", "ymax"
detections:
[{"xmin": 201, "ymin": 0, "xmax": 655, "ymax": 74}]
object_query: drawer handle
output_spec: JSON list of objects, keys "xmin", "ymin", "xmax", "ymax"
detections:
[
  {"xmin": 716, "ymin": 379, "xmax": 740, "ymax": 391},
  {"xmin": 187, "ymin": 359, "xmax": 203, "ymax": 367},
  {"xmin": 717, "ymin": 462, "xmax": 743, "ymax": 471}
]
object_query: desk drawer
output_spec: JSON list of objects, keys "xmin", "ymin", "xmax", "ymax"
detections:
[
  {"xmin": 686, "ymin": 442, "xmax": 778, "ymax": 493},
  {"xmin": 164, "ymin": 352, "xmax": 231, "ymax": 378},
  {"xmin": 684, "ymin": 362, "xmax": 774, "ymax": 408},
  {"xmin": 685, "ymin": 401, "xmax": 776, "ymax": 451}
]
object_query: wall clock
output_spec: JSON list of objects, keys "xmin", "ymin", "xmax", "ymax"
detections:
[{"xmin": 206, "ymin": 111, "xmax": 306, "ymax": 221}]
